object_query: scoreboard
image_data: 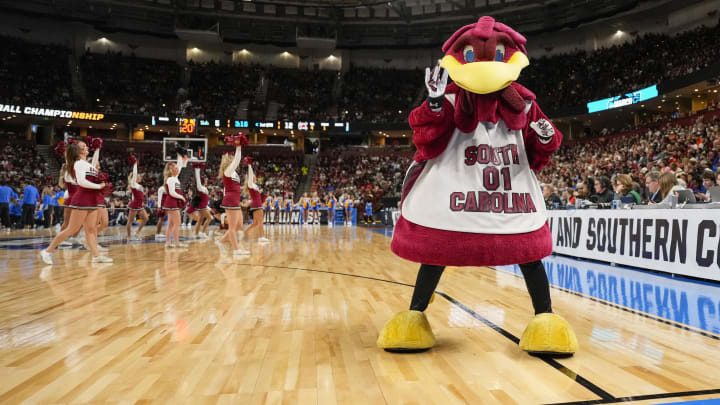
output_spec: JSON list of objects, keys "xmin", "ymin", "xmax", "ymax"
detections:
[{"xmin": 178, "ymin": 118, "xmax": 196, "ymax": 135}]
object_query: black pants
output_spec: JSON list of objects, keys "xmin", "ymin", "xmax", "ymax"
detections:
[
  {"xmin": 409, "ymin": 261, "xmax": 552, "ymax": 314},
  {"xmin": 22, "ymin": 204, "xmax": 35, "ymax": 228},
  {"xmin": 11, "ymin": 215, "xmax": 22, "ymax": 229},
  {"xmin": 0, "ymin": 203, "xmax": 9, "ymax": 228},
  {"xmin": 53, "ymin": 206, "xmax": 63, "ymax": 225},
  {"xmin": 43, "ymin": 209, "xmax": 52, "ymax": 228}
]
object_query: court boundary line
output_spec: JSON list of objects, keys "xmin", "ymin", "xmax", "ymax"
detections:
[
  {"xmin": 9, "ymin": 235, "xmax": 720, "ymax": 403},
  {"xmin": 121, "ymin": 257, "xmax": 616, "ymax": 402}
]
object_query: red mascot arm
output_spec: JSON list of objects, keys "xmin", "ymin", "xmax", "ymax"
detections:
[
  {"xmin": 522, "ymin": 101, "xmax": 562, "ymax": 172},
  {"xmin": 408, "ymin": 99, "xmax": 456, "ymax": 162}
]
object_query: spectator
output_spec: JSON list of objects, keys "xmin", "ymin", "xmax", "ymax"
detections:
[
  {"xmin": 613, "ymin": 174, "xmax": 642, "ymax": 204},
  {"xmin": 645, "ymin": 170, "xmax": 663, "ymax": 203},
  {"xmin": 695, "ymin": 169, "xmax": 716, "ymax": 201},
  {"xmin": 543, "ymin": 184, "xmax": 562, "ymax": 208},
  {"xmin": 592, "ymin": 176, "xmax": 614, "ymax": 203},
  {"xmin": 658, "ymin": 171, "xmax": 679, "ymax": 204}
]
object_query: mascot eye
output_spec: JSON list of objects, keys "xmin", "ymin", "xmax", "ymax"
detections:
[
  {"xmin": 463, "ymin": 45, "xmax": 475, "ymax": 63},
  {"xmin": 494, "ymin": 44, "xmax": 506, "ymax": 61}
]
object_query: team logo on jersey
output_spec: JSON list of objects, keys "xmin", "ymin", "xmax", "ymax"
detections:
[{"xmin": 529, "ymin": 118, "xmax": 554, "ymax": 144}]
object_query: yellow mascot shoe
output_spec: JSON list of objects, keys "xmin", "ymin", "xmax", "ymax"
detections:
[
  {"xmin": 377, "ymin": 310, "xmax": 436, "ymax": 353},
  {"xmin": 519, "ymin": 313, "xmax": 578, "ymax": 357}
]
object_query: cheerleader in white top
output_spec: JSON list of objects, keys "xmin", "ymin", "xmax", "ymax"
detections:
[
  {"xmin": 126, "ymin": 155, "xmax": 149, "ymax": 240},
  {"xmin": 154, "ymin": 186, "xmax": 166, "ymax": 240},
  {"xmin": 162, "ymin": 153, "xmax": 189, "ymax": 248},
  {"xmin": 242, "ymin": 158, "xmax": 270, "ymax": 244},
  {"xmin": 41, "ymin": 140, "xmax": 112, "ymax": 264},
  {"xmin": 84, "ymin": 138, "xmax": 111, "ymax": 252},
  {"xmin": 217, "ymin": 134, "xmax": 250, "ymax": 255},
  {"xmin": 189, "ymin": 163, "xmax": 212, "ymax": 238}
]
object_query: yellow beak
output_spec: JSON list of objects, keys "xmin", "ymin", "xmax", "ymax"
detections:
[{"xmin": 440, "ymin": 51, "xmax": 529, "ymax": 94}]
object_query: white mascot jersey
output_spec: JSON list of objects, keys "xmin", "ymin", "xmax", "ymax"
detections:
[{"xmin": 401, "ymin": 95, "xmax": 547, "ymax": 235}]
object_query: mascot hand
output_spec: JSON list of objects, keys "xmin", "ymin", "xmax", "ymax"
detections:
[{"xmin": 425, "ymin": 59, "xmax": 449, "ymax": 112}]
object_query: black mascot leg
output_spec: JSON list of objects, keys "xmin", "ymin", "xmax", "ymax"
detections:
[
  {"xmin": 409, "ymin": 264, "xmax": 445, "ymax": 311},
  {"xmin": 518, "ymin": 260, "xmax": 552, "ymax": 315}
]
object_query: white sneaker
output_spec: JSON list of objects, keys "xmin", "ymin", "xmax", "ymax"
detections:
[
  {"xmin": 96, "ymin": 244, "xmax": 109, "ymax": 252},
  {"xmin": 40, "ymin": 249, "xmax": 54, "ymax": 265},
  {"xmin": 198, "ymin": 232, "xmax": 207, "ymax": 238},
  {"xmin": 92, "ymin": 255, "xmax": 113, "ymax": 263},
  {"xmin": 176, "ymin": 243, "xmax": 189, "ymax": 248},
  {"xmin": 257, "ymin": 237, "xmax": 270, "ymax": 243},
  {"xmin": 59, "ymin": 240, "xmax": 72, "ymax": 247},
  {"xmin": 233, "ymin": 248, "xmax": 250, "ymax": 255},
  {"xmin": 155, "ymin": 234, "xmax": 166, "ymax": 240},
  {"xmin": 165, "ymin": 243, "xmax": 176, "ymax": 249}
]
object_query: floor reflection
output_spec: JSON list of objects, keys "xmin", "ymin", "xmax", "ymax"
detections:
[{"xmin": 496, "ymin": 255, "xmax": 720, "ymax": 335}]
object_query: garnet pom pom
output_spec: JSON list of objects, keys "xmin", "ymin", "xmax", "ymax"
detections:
[{"xmin": 224, "ymin": 133, "xmax": 249, "ymax": 147}]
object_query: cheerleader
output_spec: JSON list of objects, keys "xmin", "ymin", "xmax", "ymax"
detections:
[
  {"xmin": 154, "ymin": 187, "xmax": 166, "ymax": 239},
  {"xmin": 343, "ymin": 195, "xmax": 353, "ymax": 226},
  {"xmin": 57, "ymin": 164, "xmax": 77, "ymax": 245},
  {"xmin": 126, "ymin": 158, "xmax": 148, "ymax": 240},
  {"xmin": 326, "ymin": 193, "xmax": 337, "ymax": 226},
  {"xmin": 310, "ymin": 192, "xmax": 320, "ymax": 225},
  {"xmin": 263, "ymin": 195, "xmax": 273, "ymax": 223},
  {"xmin": 300, "ymin": 192, "xmax": 310, "ymax": 224},
  {"xmin": 363, "ymin": 198, "xmax": 374, "ymax": 224},
  {"xmin": 283, "ymin": 196, "xmax": 293, "ymax": 224},
  {"xmin": 90, "ymin": 148, "xmax": 109, "ymax": 251},
  {"xmin": 273, "ymin": 194, "xmax": 282, "ymax": 224},
  {"xmin": 41, "ymin": 140, "xmax": 112, "ymax": 264},
  {"xmin": 162, "ymin": 154, "xmax": 189, "ymax": 248},
  {"xmin": 182, "ymin": 189, "xmax": 195, "ymax": 228},
  {"xmin": 190, "ymin": 166, "xmax": 212, "ymax": 238},
  {"xmin": 217, "ymin": 147, "xmax": 250, "ymax": 255},
  {"xmin": 243, "ymin": 162, "xmax": 270, "ymax": 243}
]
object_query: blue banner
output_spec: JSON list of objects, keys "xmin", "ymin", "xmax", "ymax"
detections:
[{"xmin": 587, "ymin": 85, "xmax": 658, "ymax": 113}]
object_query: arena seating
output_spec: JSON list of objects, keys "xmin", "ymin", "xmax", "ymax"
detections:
[
  {"xmin": 538, "ymin": 110, "xmax": 720, "ymax": 205},
  {"xmin": 311, "ymin": 147, "xmax": 414, "ymax": 210},
  {"xmin": 3, "ymin": 21, "xmax": 718, "ymax": 121},
  {"xmin": 0, "ymin": 36, "xmax": 73, "ymax": 109},
  {"xmin": 80, "ymin": 51, "xmax": 181, "ymax": 115}
]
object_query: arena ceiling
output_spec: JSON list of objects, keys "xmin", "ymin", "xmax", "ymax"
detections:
[{"xmin": 0, "ymin": 0, "xmax": 702, "ymax": 48}]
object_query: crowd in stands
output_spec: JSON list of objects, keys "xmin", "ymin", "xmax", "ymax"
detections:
[
  {"xmin": 311, "ymin": 147, "xmax": 413, "ymax": 210},
  {"xmin": 0, "ymin": 143, "xmax": 55, "ymax": 191},
  {"xmin": 81, "ymin": 51, "xmax": 182, "ymax": 116},
  {"xmin": 3, "ymin": 19, "xmax": 720, "ymax": 121},
  {"xmin": 271, "ymin": 68, "xmax": 335, "ymax": 121},
  {"xmin": 538, "ymin": 115, "xmax": 720, "ymax": 208},
  {"xmin": 186, "ymin": 61, "xmax": 263, "ymax": 119},
  {"xmin": 0, "ymin": 36, "xmax": 73, "ymax": 109},
  {"xmin": 338, "ymin": 67, "xmax": 422, "ymax": 123},
  {"xmin": 524, "ymin": 23, "xmax": 720, "ymax": 112}
]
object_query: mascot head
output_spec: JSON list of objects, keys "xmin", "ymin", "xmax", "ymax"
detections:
[{"xmin": 440, "ymin": 16, "xmax": 529, "ymax": 95}]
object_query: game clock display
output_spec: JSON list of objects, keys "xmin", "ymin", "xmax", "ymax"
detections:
[{"xmin": 178, "ymin": 118, "xmax": 196, "ymax": 135}]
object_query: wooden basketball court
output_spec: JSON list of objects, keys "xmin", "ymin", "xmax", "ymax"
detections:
[{"xmin": 0, "ymin": 225, "xmax": 719, "ymax": 404}]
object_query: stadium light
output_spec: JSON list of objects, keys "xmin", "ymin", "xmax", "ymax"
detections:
[{"xmin": 192, "ymin": 47, "xmax": 199, "ymax": 52}]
